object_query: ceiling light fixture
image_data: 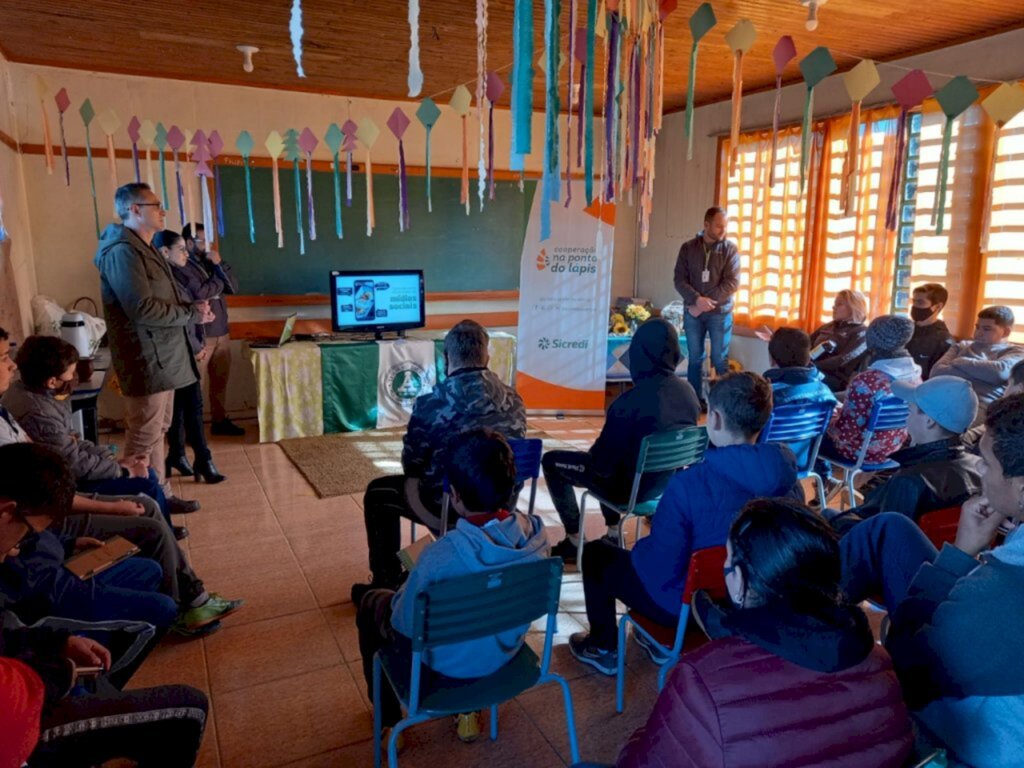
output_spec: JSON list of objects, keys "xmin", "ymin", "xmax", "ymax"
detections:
[
  {"xmin": 237, "ymin": 45, "xmax": 260, "ymax": 73},
  {"xmin": 801, "ymin": 0, "xmax": 827, "ymax": 31}
]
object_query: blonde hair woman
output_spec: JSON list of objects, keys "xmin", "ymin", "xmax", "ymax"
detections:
[{"xmin": 810, "ymin": 289, "xmax": 870, "ymax": 392}]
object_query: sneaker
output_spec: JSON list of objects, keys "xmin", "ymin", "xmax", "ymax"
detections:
[
  {"xmin": 179, "ymin": 594, "xmax": 244, "ymax": 630},
  {"xmin": 172, "ymin": 619, "xmax": 222, "ymax": 638},
  {"xmin": 454, "ymin": 711, "xmax": 482, "ymax": 743},
  {"xmin": 168, "ymin": 496, "xmax": 201, "ymax": 515},
  {"xmin": 211, "ymin": 419, "xmax": 246, "ymax": 437},
  {"xmin": 568, "ymin": 632, "xmax": 617, "ymax": 676},
  {"xmin": 633, "ymin": 627, "xmax": 671, "ymax": 664},
  {"xmin": 808, "ymin": 478, "xmax": 843, "ymax": 509},
  {"xmin": 550, "ymin": 537, "xmax": 578, "ymax": 564},
  {"xmin": 172, "ymin": 525, "xmax": 189, "ymax": 541}
]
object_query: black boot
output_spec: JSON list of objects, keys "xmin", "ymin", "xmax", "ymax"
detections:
[
  {"xmin": 211, "ymin": 419, "xmax": 246, "ymax": 437},
  {"xmin": 194, "ymin": 459, "xmax": 227, "ymax": 484},
  {"xmin": 165, "ymin": 455, "xmax": 195, "ymax": 477}
]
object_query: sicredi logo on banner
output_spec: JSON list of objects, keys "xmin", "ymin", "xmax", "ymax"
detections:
[
  {"xmin": 537, "ymin": 337, "xmax": 589, "ymax": 351},
  {"xmin": 535, "ymin": 246, "xmax": 597, "ymax": 275}
]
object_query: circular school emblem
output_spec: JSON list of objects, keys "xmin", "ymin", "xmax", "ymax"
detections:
[{"xmin": 384, "ymin": 362, "xmax": 426, "ymax": 404}]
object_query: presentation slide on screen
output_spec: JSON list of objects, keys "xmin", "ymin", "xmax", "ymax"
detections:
[{"xmin": 333, "ymin": 273, "xmax": 422, "ymax": 326}]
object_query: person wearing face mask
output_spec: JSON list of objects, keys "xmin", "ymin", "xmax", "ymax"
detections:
[
  {"xmin": 809, "ymin": 289, "xmax": 871, "ymax": 393},
  {"xmin": 154, "ymin": 230, "xmax": 225, "ymax": 484},
  {"xmin": 907, "ymin": 283, "xmax": 953, "ymax": 379},
  {"xmin": 616, "ymin": 498, "xmax": 913, "ymax": 768}
]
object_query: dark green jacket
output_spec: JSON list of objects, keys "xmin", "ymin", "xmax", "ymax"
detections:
[{"xmin": 93, "ymin": 224, "xmax": 199, "ymax": 396}]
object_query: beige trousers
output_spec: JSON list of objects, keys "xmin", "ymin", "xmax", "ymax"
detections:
[
  {"xmin": 198, "ymin": 333, "xmax": 232, "ymax": 422},
  {"xmin": 123, "ymin": 390, "xmax": 174, "ymax": 491}
]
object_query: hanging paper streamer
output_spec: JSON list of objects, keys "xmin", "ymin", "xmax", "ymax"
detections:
[
  {"xmin": 79, "ymin": 100, "xmax": 101, "ymax": 237},
  {"xmin": 475, "ymin": 0, "xmax": 489, "ymax": 211},
  {"xmin": 797, "ymin": 47, "xmax": 837, "ymax": 191},
  {"xmin": 573, "ymin": 27, "xmax": 586, "ymax": 172},
  {"xmin": 407, "ymin": 0, "xmax": 423, "ymax": 97},
  {"xmin": 34, "ymin": 77, "xmax": 55, "ymax": 175},
  {"xmin": 768, "ymin": 36, "xmax": 797, "ymax": 188},
  {"xmin": 386, "ymin": 109, "xmax": 412, "ymax": 232},
  {"xmin": 235, "ymin": 131, "xmax": 256, "ymax": 243},
  {"xmin": 166, "ymin": 126, "xmax": 186, "ymax": 228},
  {"xmin": 341, "ymin": 120, "xmax": 358, "ymax": 207},
  {"xmin": 265, "ymin": 131, "xmax": 285, "ymax": 248},
  {"xmin": 485, "ymin": 72, "xmax": 505, "ymax": 201},
  {"xmin": 933, "ymin": 76, "xmax": 979, "ymax": 235},
  {"xmin": 683, "ymin": 3, "xmax": 716, "ymax": 161},
  {"xmin": 191, "ymin": 130, "xmax": 215, "ymax": 238},
  {"xmin": 885, "ymin": 70, "xmax": 933, "ymax": 231},
  {"xmin": 208, "ymin": 131, "xmax": 225, "ymax": 238},
  {"xmin": 510, "ymin": 0, "xmax": 534, "ymax": 171},
  {"xmin": 358, "ymin": 118, "xmax": 381, "ymax": 237},
  {"xmin": 450, "ymin": 85, "xmax": 472, "ymax": 215},
  {"xmin": 603, "ymin": 9, "xmax": 619, "ymax": 203},
  {"xmin": 724, "ymin": 20, "xmax": 756, "ymax": 177},
  {"xmin": 139, "ymin": 120, "xmax": 156, "ymax": 189},
  {"xmin": 325, "ymin": 123, "xmax": 344, "ymax": 238},
  {"xmin": 541, "ymin": 0, "xmax": 562, "ymax": 241},
  {"xmin": 840, "ymin": 60, "xmax": 880, "ymax": 215},
  {"xmin": 181, "ymin": 129, "xmax": 198, "ymax": 229},
  {"xmin": 97, "ymin": 110, "xmax": 121, "ymax": 216},
  {"xmin": 55, "ymin": 88, "xmax": 71, "ymax": 186},
  {"xmin": 565, "ymin": 0, "xmax": 577, "ymax": 206},
  {"xmin": 980, "ymin": 82, "xmax": 1024, "ymax": 249},
  {"xmin": 282, "ymin": 129, "xmax": 305, "ymax": 254},
  {"xmin": 416, "ymin": 99, "xmax": 441, "ymax": 213},
  {"xmin": 290, "ymin": 0, "xmax": 305, "ymax": 78},
  {"xmin": 299, "ymin": 128, "xmax": 319, "ymax": 241},
  {"xmin": 154, "ymin": 123, "xmax": 170, "ymax": 212},
  {"xmin": 127, "ymin": 117, "xmax": 142, "ymax": 183},
  {"xmin": 583, "ymin": 0, "xmax": 598, "ymax": 204}
]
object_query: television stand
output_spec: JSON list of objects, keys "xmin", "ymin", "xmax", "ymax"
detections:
[{"xmin": 374, "ymin": 329, "xmax": 407, "ymax": 340}]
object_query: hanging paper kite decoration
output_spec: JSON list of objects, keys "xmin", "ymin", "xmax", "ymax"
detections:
[
  {"xmin": 797, "ymin": 46, "xmax": 837, "ymax": 191},
  {"xmin": 840, "ymin": 59, "xmax": 880, "ymax": 215},
  {"xmin": 208, "ymin": 131, "xmax": 226, "ymax": 238},
  {"xmin": 540, "ymin": 0, "xmax": 561, "ymax": 241},
  {"xmin": 564, "ymin": 1, "xmax": 578, "ymax": 207},
  {"xmin": 165, "ymin": 125, "xmax": 187, "ymax": 228},
  {"xmin": 79, "ymin": 99, "xmax": 101, "ymax": 237},
  {"xmin": 139, "ymin": 120, "xmax": 156, "ymax": 189},
  {"xmin": 358, "ymin": 118, "xmax": 381, "ymax": 237},
  {"xmin": 582, "ymin": 0, "xmax": 597, "ymax": 204},
  {"xmin": 885, "ymin": 69, "xmax": 932, "ymax": 231},
  {"xmin": 415, "ymin": 98, "xmax": 441, "ymax": 212},
  {"xmin": 979, "ymin": 82, "xmax": 1024, "ymax": 249},
  {"xmin": 265, "ymin": 130, "xmax": 286, "ymax": 248},
  {"xmin": 485, "ymin": 72, "xmax": 505, "ymax": 201},
  {"xmin": 181, "ymin": 129, "xmax": 199, "ymax": 230},
  {"xmin": 282, "ymin": 129, "xmax": 305, "ymax": 254},
  {"xmin": 509, "ymin": 0, "xmax": 534, "ymax": 180},
  {"xmin": 475, "ymin": 0, "xmax": 489, "ymax": 211},
  {"xmin": 724, "ymin": 19, "xmax": 756, "ymax": 177},
  {"xmin": 387, "ymin": 108, "xmax": 412, "ymax": 232},
  {"xmin": 407, "ymin": 0, "xmax": 423, "ymax": 97},
  {"xmin": 299, "ymin": 128, "xmax": 319, "ymax": 242},
  {"xmin": 768, "ymin": 36, "xmax": 797, "ymax": 187},
  {"xmin": 603, "ymin": 2, "xmax": 621, "ymax": 204},
  {"xmin": 191, "ymin": 130, "xmax": 215, "ymax": 236},
  {"xmin": 933, "ymin": 76, "xmax": 979, "ymax": 235},
  {"xmin": 97, "ymin": 109, "xmax": 121, "ymax": 217},
  {"xmin": 683, "ymin": 3, "xmax": 716, "ymax": 161},
  {"xmin": 34, "ymin": 77, "xmax": 54, "ymax": 175},
  {"xmin": 55, "ymin": 88, "xmax": 72, "ymax": 186},
  {"xmin": 324, "ymin": 123, "xmax": 345, "ymax": 238},
  {"xmin": 572, "ymin": 27, "xmax": 586, "ymax": 172},
  {"xmin": 290, "ymin": 0, "xmax": 305, "ymax": 78},
  {"xmin": 154, "ymin": 123, "xmax": 170, "ymax": 213},
  {"xmin": 341, "ymin": 120, "xmax": 358, "ymax": 207},
  {"xmin": 450, "ymin": 85, "xmax": 473, "ymax": 215},
  {"xmin": 127, "ymin": 117, "xmax": 142, "ymax": 183},
  {"xmin": 235, "ymin": 130, "xmax": 256, "ymax": 243}
]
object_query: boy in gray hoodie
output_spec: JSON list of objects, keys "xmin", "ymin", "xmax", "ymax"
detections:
[{"xmin": 355, "ymin": 428, "xmax": 548, "ymax": 740}]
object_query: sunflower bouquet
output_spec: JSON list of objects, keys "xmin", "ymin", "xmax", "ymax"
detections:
[{"xmin": 609, "ymin": 312, "xmax": 629, "ymax": 335}]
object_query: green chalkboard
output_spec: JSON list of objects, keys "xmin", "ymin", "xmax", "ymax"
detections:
[{"xmin": 217, "ymin": 164, "xmax": 537, "ymax": 295}]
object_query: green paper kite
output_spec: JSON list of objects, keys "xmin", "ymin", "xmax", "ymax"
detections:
[
  {"xmin": 933, "ymin": 76, "xmax": 979, "ymax": 235},
  {"xmin": 79, "ymin": 99, "xmax": 101, "ymax": 237},
  {"xmin": 798, "ymin": 47, "xmax": 837, "ymax": 191},
  {"xmin": 683, "ymin": 2, "xmax": 716, "ymax": 161}
]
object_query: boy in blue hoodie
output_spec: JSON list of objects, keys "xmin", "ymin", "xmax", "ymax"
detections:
[
  {"xmin": 570, "ymin": 372, "xmax": 799, "ymax": 674},
  {"xmin": 355, "ymin": 429, "xmax": 548, "ymax": 739}
]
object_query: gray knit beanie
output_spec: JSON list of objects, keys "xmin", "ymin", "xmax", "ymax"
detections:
[{"xmin": 866, "ymin": 314, "xmax": 915, "ymax": 354}]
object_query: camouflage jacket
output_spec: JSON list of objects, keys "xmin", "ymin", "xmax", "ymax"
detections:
[{"xmin": 402, "ymin": 366, "xmax": 527, "ymax": 508}]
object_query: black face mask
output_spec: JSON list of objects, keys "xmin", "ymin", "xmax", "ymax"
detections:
[{"xmin": 910, "ymin": 306, "xmax": 935, "ymax": 323}]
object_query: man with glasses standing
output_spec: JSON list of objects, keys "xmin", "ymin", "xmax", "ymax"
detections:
[
  {"xmin": 93, "ymin": 183, "xmax": 210, "ymax": 514},
  {"xmin": 674, "ymin": 207, "xmax": 741, "ymax": 408}
]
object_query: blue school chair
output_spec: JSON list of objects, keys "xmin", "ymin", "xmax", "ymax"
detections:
[
  {"xmin": 827, "ymin": 396, "xmax": 909, "ymax": 509},
  {"xmin": 758, "ymin": 401, "xmax": 836, "ymax": 508},
  {"xmin": 372, "ymin": 557, "xmax": 580, "ymax": 767}
]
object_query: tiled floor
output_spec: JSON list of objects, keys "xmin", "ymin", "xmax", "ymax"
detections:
[{"xmin": 126, "ymin": 416, "xmax": 666, "ymax": 767}]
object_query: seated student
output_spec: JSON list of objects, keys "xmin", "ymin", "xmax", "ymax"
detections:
[
  {"xmin": 352, "ymin": 320, "xmax": 527, "ymax": 599},
  {"xmin": 827, "ymin": 376, "xmax": 981, "ymax": 531},
  {"xmin": 616, "ymin": 498, "xmax": 913, "ymax": 768},
  {"xmin": 810, "ymin": 289, "xmax": 870, "ymax": 392},
  {"xmin": 542, "ymin": 319, "xmax": 699, "ymax": 561},
  {"xmin": 569, "ymin": 373, "xmax": 799, "ymax": 674},
  {"xmin": 908, "ymin": 283, "xmax": 954, "ymax": 379},
  {"xmin": 932, "ymin": 305, "xmax": 1024, "ymax": 421},
  {"xmin": 2, "ymin": 335, "xmax": 198, "ymax": 522},
  {"xmin": 355, "ymin": 429, "xmax": 548, "ymax": 741},
  {"xmin": 817, "ymin": 315, "xmax": 921, "ymax": 492},
  {"xmin": 0, "ymin": 444, "xmax": 208, "ymax": 767},
  {"xmin": 839, "ymin": 394, "xmax": 1024, "ymax": 768}
]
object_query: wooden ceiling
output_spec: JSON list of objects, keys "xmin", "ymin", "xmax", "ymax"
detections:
[{"xmin": 0, "ymin": 1, "xmax": 1021, "ymax": 112}]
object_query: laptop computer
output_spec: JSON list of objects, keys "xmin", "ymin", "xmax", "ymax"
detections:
[{"xmin": 248, "ymin": 313, "xmax": 299, "ymax": 348}]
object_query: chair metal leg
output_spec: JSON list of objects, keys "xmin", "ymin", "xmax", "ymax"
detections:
[
  {"xmin": 616, "ymin": 615, "xmax": 630, "ymax": 713},
  {"xmin": 845, "ymin": 469, "xmax": 859, "ymax": 511},
  {"xmin": 388, "ymin": 721, "xmax": 412, "ymax": 768},
  {"xmin": 657, "ymin": 656, "xmax": 678, "ymax": 690},
  {"xmin": 410, "ymin": 521, "xmax": 417, "ymax": 544},
  {"xmin": 809, "ymin": 472, "xmax": 826, "ymax": 511},
  {"xmin": 373, "ymin": 655, "xmax": 383, "ymax": 768},
  {"xmin": 576, "ymin": 492, "xmax": 590, "ymax": 574},
  {"xmin": 546, "ymin": 673, "xmax": 582, "ymax": 764},
  {"xmin": 490, "ymin": 703, "xmax": 499, "ymax": 740}
]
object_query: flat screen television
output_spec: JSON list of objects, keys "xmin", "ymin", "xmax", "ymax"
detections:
[{"xmin": 329, "ymin": 269, "xmax": 425, "ymax": 337}]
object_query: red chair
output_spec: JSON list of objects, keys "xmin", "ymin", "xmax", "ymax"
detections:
[
  {"xmin": 917, "ymin": 506, "xmax": 961, "ymax": 549},
  {"xmin": 615, "ymin": 546, "xmax": 728, "ymax": 712}
]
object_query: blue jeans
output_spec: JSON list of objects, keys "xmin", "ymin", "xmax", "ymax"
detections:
[
  {"xmin": 683, "ymin": 310, "xmax": 733, "ymax": 399},
  {"xmin": 79, "ymin": 469, "xmax": 172, "ymax": 528},
  {"xmin": 51, "ymin": 557, "xmax": 178, "ymax": 629}
]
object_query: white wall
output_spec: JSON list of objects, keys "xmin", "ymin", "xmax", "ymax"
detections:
[{"xmin": 639, "ymin": 28, "xmax": 1024, "ymax": 309}]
